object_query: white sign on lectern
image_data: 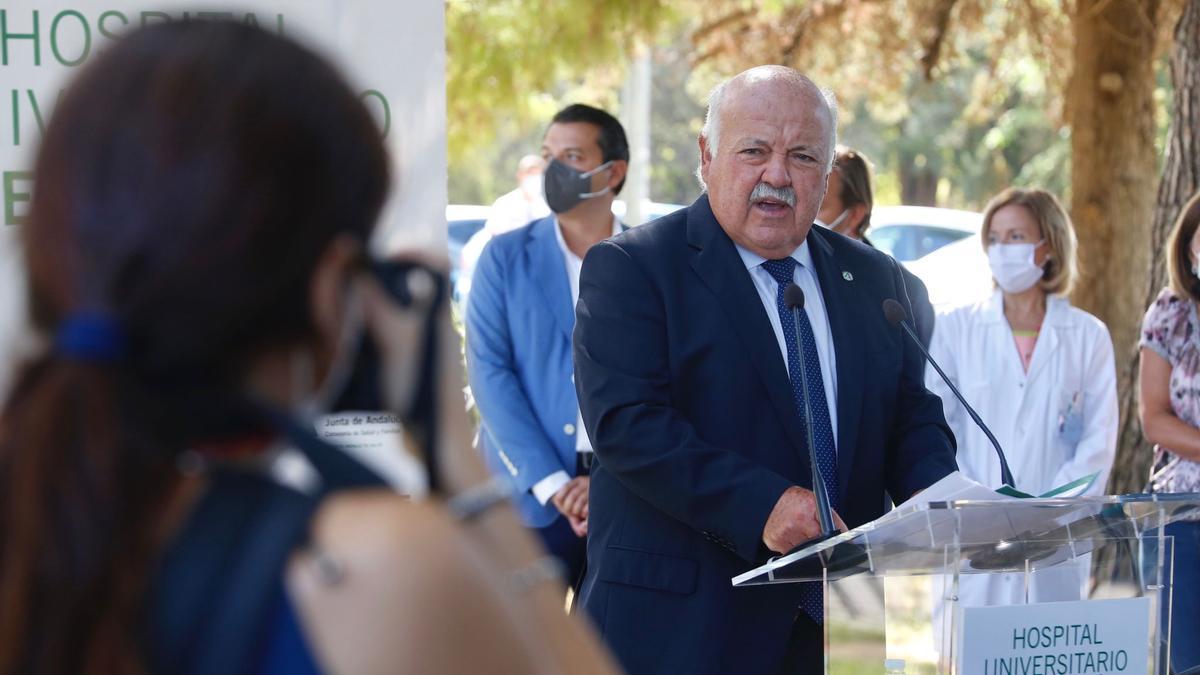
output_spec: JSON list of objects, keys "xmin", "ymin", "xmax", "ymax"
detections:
[{"xmin": 959, "ymin": 597, "xmax": 1151, "ymax": 675}]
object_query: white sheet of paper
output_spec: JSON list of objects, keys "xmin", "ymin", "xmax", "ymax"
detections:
[
  {"xmin": 315, "ymin": 411, "xmax": 428, "ymax": 497},
  {"xmin": 899, "ymin": 470, "xmax": 999, "ymax": 507}
]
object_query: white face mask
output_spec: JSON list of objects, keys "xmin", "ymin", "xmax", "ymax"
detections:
[
  {"xmin": 814, "ymin": 210, "xmax": 848, "ymax": 230},
  {"xmin": 988, "ymin": 241, "xmax": 1046, "ymax": 294}
]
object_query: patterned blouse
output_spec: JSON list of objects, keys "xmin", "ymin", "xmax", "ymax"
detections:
[{"xmin": 1140, "ymin": 288, "xmax": 1200, "ymax": 496}]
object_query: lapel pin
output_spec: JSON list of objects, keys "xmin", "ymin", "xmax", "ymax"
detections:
[{"xmin": 842, "ymin": 271, "xmax": 854, "ymax": 281}]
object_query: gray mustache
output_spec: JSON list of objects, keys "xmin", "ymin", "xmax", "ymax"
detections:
[{"xmin": 749, "ymin": 183, "xmax": 796, "ymax": 208}]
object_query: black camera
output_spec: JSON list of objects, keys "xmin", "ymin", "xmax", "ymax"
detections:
[{"xmin": 330, "ymin": 258, "xmax": 449, "ymax": 454}]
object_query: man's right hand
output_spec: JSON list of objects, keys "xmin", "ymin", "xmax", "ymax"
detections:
[{"xmin": 762, "ymin": 486, "xmax": 846, "ymax": 554}]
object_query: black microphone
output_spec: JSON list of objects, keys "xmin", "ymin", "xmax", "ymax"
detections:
[
  {"xmin": 882, "ymin": 297, "xmax": 1016, "ymax": 489},
  {"xmin": 783, "ymin": 284, "xmax": 838, "ymax": 538}
]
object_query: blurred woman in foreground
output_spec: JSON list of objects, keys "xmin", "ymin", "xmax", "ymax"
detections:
[{"xmin": 0, "ymin": 21, "xmax": 616, "ymax": 675}]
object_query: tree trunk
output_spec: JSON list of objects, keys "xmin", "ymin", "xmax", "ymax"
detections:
[
  {"xmin": 899, "ymin": 160, "xmax": 939, "ymax": 206},
  {"xmin": 1113, "ymin": 0, "xmax": 1200, "ymax": 494},
  {"xmin": 1066, "ymin": 0, "xmax": 1159, "ymax": 487}
]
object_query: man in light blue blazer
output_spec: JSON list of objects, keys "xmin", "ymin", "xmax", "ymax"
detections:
[{"xmin": 465, "ymin": 104, "xmax": 629, "ymax": 584}]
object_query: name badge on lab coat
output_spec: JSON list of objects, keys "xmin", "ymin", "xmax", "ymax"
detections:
[{"xmin": 1058, "ymin": 391, "xmax": 1084, "ymax": 446}]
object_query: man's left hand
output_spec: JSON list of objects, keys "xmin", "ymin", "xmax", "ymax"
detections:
[
  {"xmin": 567, "ymin": 513, "xmax": 588, "ymax": 538},
  {"xmin": 551, "ymin": 476, "xmax": 590, "ymax": 522}
]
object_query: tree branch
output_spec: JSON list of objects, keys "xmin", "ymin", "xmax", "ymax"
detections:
[
  {"xmin": 1084, "ymin": 0, "xmax": 1118, "ymax": 19},
  {"xmin": 780, "ymin": 6, "xmax": 813, "ymax": 65},
  {"xmin": 920, "ymin": 0, "xmax": 961, "ymax": 80},
  {"xmin": 1099, "ymin": 14, "xmax": 1146, "ymax": 45},
  {"xmin": 691, "ymin": 7, "xmax": 754, "ymax": 45}
]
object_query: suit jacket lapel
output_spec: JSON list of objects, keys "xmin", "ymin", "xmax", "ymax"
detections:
[
  {"xmin": 806, "ymin": 228, "xmax": 864, "ymax": 502},
  {"xmin": 685, "ymin": 196, "xmax": 811, "ymax": 460},
  {"xmin": 525, "ymin": 217, "xmax": 575, "ymax": 341}
]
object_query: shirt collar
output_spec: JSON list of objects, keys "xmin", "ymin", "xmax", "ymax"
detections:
[
  {"xmin": 735, "ymin": 239, "xmax": 813, "ymax": 271},
  {"xmin": 980, "ymin": 287, "xmax": 1072, "ymax": 326},
  {"xmin": 554, "ymin": 215, "xmax": 622, "ymax": 260}
]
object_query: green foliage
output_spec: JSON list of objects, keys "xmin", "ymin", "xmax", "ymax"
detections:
[
  {"xmin": 446, "ymin": 0, "xmax": 1173, "ymax": 210},
  {"xmin": 446, "ymin": 0, "xmax": 673, "ymax": 162},
  {"xmin": 646, "ymin": 34, "xmax": 706, "ymax": 205},
  {"xmin": 684, "ymin": 0, "xmax": 1077, "ymax": 209}
]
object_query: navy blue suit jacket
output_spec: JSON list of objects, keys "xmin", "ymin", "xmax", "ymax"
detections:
[{"xmin": 573, "ymin": 195, "xmax": 957, "ymax": 675}]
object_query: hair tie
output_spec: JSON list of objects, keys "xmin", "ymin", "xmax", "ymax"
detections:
[{"xmin": 55, "ymin": 312, "xmax": 126, "ymax": 363}]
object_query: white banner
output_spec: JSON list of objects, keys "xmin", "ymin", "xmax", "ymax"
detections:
[
  {"xmin": 1, "ymin": 2, "xmax": 445, "ymax": 246},
  {"xmin": 0, "ymin": 2, "xmax": 446, "ymax": 393},
  {"xmin": 959, "ymin": 597, "xmax": 1151, "ymax": 675}
]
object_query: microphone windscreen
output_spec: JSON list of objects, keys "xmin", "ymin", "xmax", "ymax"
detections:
[
  {"xmin": 882, "ymin": 298, "xmax": 908, "ymax": 326},
  {"xmin": 783, "ymin": 284, "xmax": 805, "ymax": 310}
]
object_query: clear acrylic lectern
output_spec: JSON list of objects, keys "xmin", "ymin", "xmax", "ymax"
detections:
[{"xmin": 733, "ymin": 493, "xmax": 1200, "ymax": 674}]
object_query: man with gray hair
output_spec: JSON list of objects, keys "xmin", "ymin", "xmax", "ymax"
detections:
[
  {"xmin": 695, "ymin": 69, "xmax": 839, "ymax": 189},
  {"xmin": 573, "ymin": 65, "xmax": 957, "ymax": 674}
]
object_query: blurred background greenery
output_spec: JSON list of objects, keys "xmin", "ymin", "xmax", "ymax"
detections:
[
  {"xmin": 446, "ymin": 0, "xmax": 1171, "ymax": 212},
  {"xmin": 444, "ymin": 2, "xmax": 1200, "ymax": 582}
]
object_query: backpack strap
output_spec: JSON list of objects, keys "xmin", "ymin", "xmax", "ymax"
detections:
[
  {"xmin": 147, "ymin": 469, "xmax": 316, "ymax": 675},
  {"xmin": 147, "ymin": 413, "xmax": 387, "ymax": 675}
]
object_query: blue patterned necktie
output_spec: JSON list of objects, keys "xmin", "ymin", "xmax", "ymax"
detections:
[{"xmin": 761, "ymin": 257, "xmax": 839, "ymax": 623}]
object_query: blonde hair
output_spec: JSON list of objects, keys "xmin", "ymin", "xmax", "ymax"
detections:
[
  {"xmin": 980, "ymin": 187, "xmax": 1078, "ymax": 295},
  {"xmin": 1165, "ymin": 191, "xmax": 1200, "ymax": 302}
]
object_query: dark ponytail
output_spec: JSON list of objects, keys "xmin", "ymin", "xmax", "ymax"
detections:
[
  {"xmin": 0, "ymin": 358, "xmax": 176, "ymax": 674},
  {"xmin": 0, "ymin": 21, "xmax": 389, "ymax": 674}
]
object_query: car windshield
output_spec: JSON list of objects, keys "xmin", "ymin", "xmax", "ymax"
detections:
[
  {"xmin": 870, "ymin": 225, "xmax": 973, "ymax": 262},
  {"xmin": 448, "ymin": 218, "xmax": 486, "ymax": 248}
]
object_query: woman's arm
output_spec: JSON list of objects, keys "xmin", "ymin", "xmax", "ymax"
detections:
[
  {"xmin": 294, "ymin": 272, "xmax": 619, "ymax": 674},
  {"xmin": 289, "ymin": 494, "xmax": 619, "ymax": 675},
  {"xmin": 1139, "ymin": 347, "xmax": 1200, "ymax": 461}
]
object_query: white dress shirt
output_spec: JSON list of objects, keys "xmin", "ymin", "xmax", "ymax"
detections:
[
  {"xmin": 735, "ymin": 240, "xmax": 839, "ymax": 452},
  {"xmin": 530, "ymin": 216, "xmax": 623, "ymax": 506}
]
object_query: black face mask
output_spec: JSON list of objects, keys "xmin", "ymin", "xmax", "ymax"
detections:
[{"xmin": 543, "ymin": 158, "xmax": 613, "ymax": 214}]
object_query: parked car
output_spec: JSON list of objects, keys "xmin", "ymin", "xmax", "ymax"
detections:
[
  {"xmin": 446, "ymin": 204, "xmax": 489, "ymax": 301},
  {"xmin": 869, "ymin": 206, "xmax": 981, "ymax": 263},
  {"xmin": 906, "ymin": 233, "xmax": 993, "ymax": 309},
  {"xmin": 446, "ymin": 204, "xmax": 490, "ymax": 266},
  {"xmin": 612, "ymin": 199, "xmax": 688, "ymax": 225}
]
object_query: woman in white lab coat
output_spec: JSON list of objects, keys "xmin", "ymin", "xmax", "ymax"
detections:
[{"xmin": 926, "ymin": 187, "xmax": 1118, "ymax": 609}]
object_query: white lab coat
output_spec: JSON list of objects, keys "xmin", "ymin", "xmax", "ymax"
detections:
[
  {"xmin": 926, "ymin": 289, "xmax": 1118, "ymax": 615},
  {"xmin": 927, "ymin": 289, "xmax": 1118, "ymax": 497}
]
